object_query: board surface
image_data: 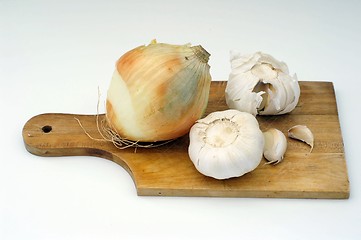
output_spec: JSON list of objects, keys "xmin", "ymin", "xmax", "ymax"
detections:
[{"xmin": 22, "ymin": 81, "xmax": 349, "ymax": 199}]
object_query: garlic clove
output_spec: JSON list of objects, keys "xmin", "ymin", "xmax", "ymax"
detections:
[
  {"xmin": 263, "ymin": 128, "xmax": 287, "ymax": 165},
  {"xmin": 251, "ymin": 63, "xmax": 278, "ymax": 80},
  {"xmin": 225, "ymin": 71, "xmax": 262, "ymax": 116},
  {"xmin": 288, "ymin": 125, "xmax": 314, "ymax": 152}
]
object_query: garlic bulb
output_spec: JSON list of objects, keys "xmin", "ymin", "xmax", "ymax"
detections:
[
  {"xmin": 225, "ymin": 51, "xmax": 300, "ymax": 116},
  {"xmin": 188, "ymin": 109, "xmax": 264, "ymax": 180},
  {"xmin": 106, "ymin": 40, "xmax": 212, "ymax": 142},
  {"xmin": 263, "ymin": 128, "xmax": 287, "ymax": 164}
]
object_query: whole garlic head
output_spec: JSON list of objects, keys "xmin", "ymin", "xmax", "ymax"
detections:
[
  {"xmin": 188, "ymin": 109, "xmax": 264, "ymax": 180},
  {"xmin": 225, "ymin": 51, "xmax": 300, "ymax": 116}
]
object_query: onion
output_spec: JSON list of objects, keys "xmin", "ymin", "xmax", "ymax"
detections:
[{"xmin": 106, "ymin": 40, "xmax": 212, "ymax": 142}]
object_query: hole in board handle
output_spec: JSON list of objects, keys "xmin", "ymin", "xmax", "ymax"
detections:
[{"xmin": 42, "ymin": 125, "xmax": 52, "ymax": 133}]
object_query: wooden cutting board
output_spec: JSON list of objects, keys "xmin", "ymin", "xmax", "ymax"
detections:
[{"xmin": 22, "ymin": 81, "xmax": 349, "ymax": 199}]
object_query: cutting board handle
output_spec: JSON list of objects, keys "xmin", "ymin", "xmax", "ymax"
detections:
[
  {"xmin": 23, "ymin": 113, "xmax": 108, "ymax": 157},
  {"xmin": 22, "ymin": 113, "xmax": 137, "ymax": 177}
]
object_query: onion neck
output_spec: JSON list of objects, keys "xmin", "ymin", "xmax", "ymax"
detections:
[{"xmin": 191, "ymin": 45, "xmax": 210, "ymax": 63}]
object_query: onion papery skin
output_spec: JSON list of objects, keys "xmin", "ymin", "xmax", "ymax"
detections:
[{"xmin": 106, "ymin": 41, "xmax": 212, "ymax": 142}]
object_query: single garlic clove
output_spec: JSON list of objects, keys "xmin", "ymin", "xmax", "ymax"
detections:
[
  {"xmin": 263, "ymin": 128, "xmax": 287, "ymax": 165},
  {"xmin": 288, "ymin": 125, "xmax": 314, "ymax": 152}
]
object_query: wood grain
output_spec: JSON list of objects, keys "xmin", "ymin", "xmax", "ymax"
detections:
[{"xmin": 22, "ymin": 81, "xmax": 349, "ymax": 199}]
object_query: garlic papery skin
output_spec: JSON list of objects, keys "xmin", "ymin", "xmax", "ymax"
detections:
[
  {"xmin": 225, "ymin": 51, "xmax": 300, "ymax": 116},
  {"xmin": 188, "ymin": 109, "xmax": 264, "ymax": 180},
  {"xmin": 263, "ymin": 128, "xmax": 287, "ymax": 164},
  {"xmin": 106, "ymin": 40, "xmax": 212, "ymax": 142},
  {"xmin": 288, "ymin": 125, "xmax": 314, "ymax": 152}
]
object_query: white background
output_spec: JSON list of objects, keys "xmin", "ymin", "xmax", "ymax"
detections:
[{"xmin": 1, "ymin": 0, "xmax": 361, "ymax": 239}]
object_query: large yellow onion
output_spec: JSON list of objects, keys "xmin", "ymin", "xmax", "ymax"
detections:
[{"xmin": 106, "ymin": 40, "xmax": 212, "ymax": 142}]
